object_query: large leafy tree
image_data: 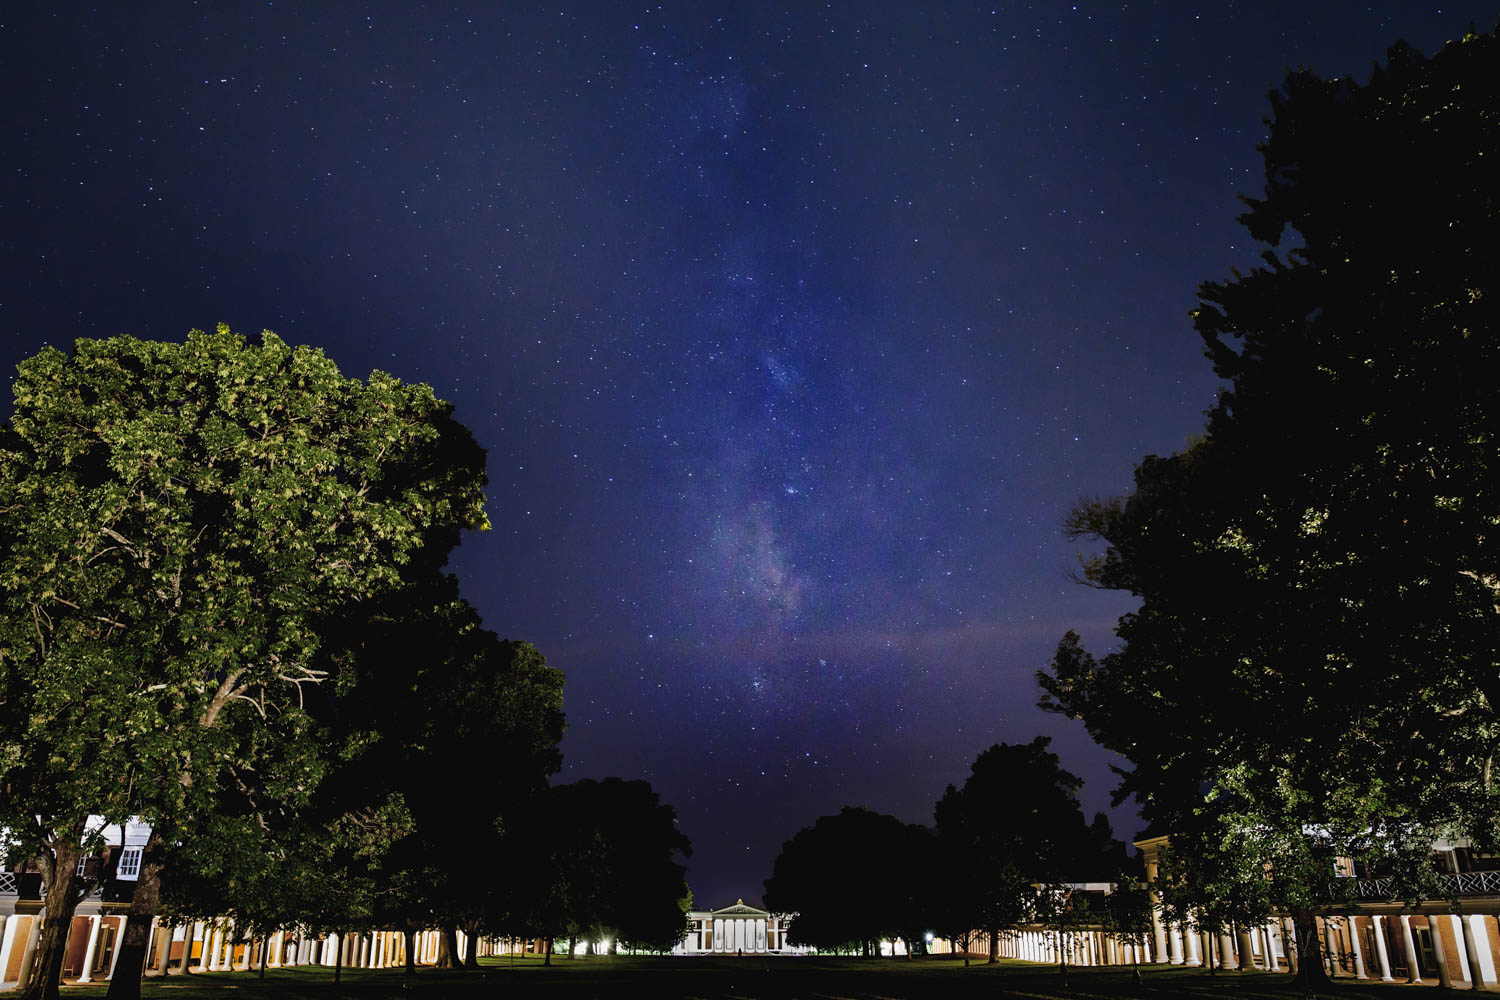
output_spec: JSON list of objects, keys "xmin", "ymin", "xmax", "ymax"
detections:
[
  {"xmin": 535, "ymin": 778, "xmax": 693, "ymax": 956},
  {"xmin": 0, "ymin": 327, "xmax": 488, "ymax": 1000},
  {"xmin": 1038, "ymin": 27, "xmax": 1500, "ymax": 989},
  {"xmin": 763, "ymin": 806, "xmax": 923, "ymax": 956},
  {"xmin": 934, "ymin": 738, "xmax": 1121, "ymax": 964},
  {"xmin": 341, "ymin": 585, "xmax": 565, "ymax": 969}
]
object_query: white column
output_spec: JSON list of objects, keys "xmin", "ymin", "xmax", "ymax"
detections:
[
  {"xmin": 1236, "ymin": 927, "xmax": 1254, "ymax": 970},
  {"xmin": 1348, "ymin": 917, "xmax": 1368, "ymax": 979},
  {"xmin": 1431, "ymin": 916, "xmax": 1455, "ymax": 989},
  {"xmin": 1371, "ymin": 915, "xmax": 1394, "ymax": 981},
  {"xmin": 1184, "ymin": 924, "xmax": 1200, "ymax": 965},
  {"xmin": 1460, "ymin": 915, "xmax": 1490, "ymax": 988},
  {"xmin": 141, "ymin": 917, "xmax": 161, "ymax": 976},
  {"xmin": 78, "ymin": 914, "xmax": 104, "ymax": 982},
  {"xmin": 15, "ymin": 915, "xmax": 44, "ymax": 991},
  {"xmin": 200, "ymin": 922, "xmax": 217, "ymax": 971},
  {"xmin": 0, "ymin": 915, "xmax": 15, "ymax": 986},
  {"xmin": 107, "ymin": 917, "xmax": 127, "ymax": 980},
  {"xmin": 1401, "ymin": 916, "xmax": 1421, "ymax": 982},
  {"xmin": 1220, "ymin": 931, "xmax": 1239, "ymax": 970},
  {"xmin": 1149, "ymin": 887, "xmax": 1168, "ymax": 963},
  {"xmin": 158, "ymin": 923, "xmax": 177, "ymax": 976},
  {"xmin": 1473, "ymin": 916, "xmax": 1498, "ymax": 986},
  {"xmin": 1456, "ymin": 915, "xmax": 1479, "ymax": 987},
  {"xmin": 757, "ymin": 918, "xmax": 766, "ymax": 952}
]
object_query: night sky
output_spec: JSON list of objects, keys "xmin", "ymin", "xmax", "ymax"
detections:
[{"xmin": 5, "ymin": 2, "xmax": 1496, "ymax": 908}]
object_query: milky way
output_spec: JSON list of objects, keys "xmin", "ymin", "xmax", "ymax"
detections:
[{"xmin": 5, "ymin": 2, "xmax": 1493, "ymax": 905}]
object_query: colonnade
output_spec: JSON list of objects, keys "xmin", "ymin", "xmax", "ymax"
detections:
[
  {"xmin": 0, "ymin": 910, "xmax": 520, "ymax": 991},
  {"xmin": 935, "ymin": 927, "xmax": 1154, "ymax": 966}
]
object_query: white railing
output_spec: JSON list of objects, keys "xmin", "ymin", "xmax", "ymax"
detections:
[
  {"xmin": 1452, "ymin": 870, "xmax": 1500, "ymax": 896},
  {"xmin": 1350, "ymin": 876, "xmax": 1394, "ymax": 898},
  {"xmin": 0, "ymin": 872, "xmax": 17, "ymax": 894},
  {"xmin": 1348, "ymin": 871, "xmax": 1500, "ymax": 900}
]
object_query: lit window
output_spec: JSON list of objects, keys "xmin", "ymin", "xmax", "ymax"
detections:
[{"xmin": 118, "ymin": 847, "xmax": 143, "ymax": 879}]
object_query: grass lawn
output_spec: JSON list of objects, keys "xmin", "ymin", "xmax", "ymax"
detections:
[{"xmin": 48, "ymin": 956, "xmax": 1408, "ymax": 1000}]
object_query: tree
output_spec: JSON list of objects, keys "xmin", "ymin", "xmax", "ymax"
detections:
[
  {"xmin": 539, "ymin": 778, "xmax": 693, "ymax": 956},
  {"xmin": 0, "ymin": 327, "xmax": 488, "ymax": 1000},
  {"xmin": 763, "ymin": 806, "xmax": 922, "ymax": 956},
  {"xmin": 1098, "ymin": 867, "xmax": 1155, "ymax": 985},
  {"xmin": 1038, "ymin": 28, "xmax": 1500, "ymax": 991},
  {"xmin": 329, "ymin": 582, "xmax": 565, "ymax": 970},
  {"xmin": 934, "ymin": 738, "xmax": 1121, "ymax": 964}
]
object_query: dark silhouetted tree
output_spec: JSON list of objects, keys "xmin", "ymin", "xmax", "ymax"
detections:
[
  {"xmin": 934, "ymin": 738, "xmax": 1120, "ymax": 964},
  {"xmin": 1038, "ymin": 28, "xmax": 1500, "ymax": 992},
  {"xmin": 764, "ymin": 806, "xmax": 926, "ymax": 956}
]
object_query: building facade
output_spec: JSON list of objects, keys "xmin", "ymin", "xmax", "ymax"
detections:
[
  {"xmin": 1134, "ymin": 833, "xmax": 1500, "ymax": 988},
  {"xmin": 671, "ymin": 900, "xmax": 811, "ymax": 955}
]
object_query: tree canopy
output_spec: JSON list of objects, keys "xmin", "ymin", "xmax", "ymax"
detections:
[
  {"xmin": 1037, "ymin": 27, "xmax": 1500, "ymax": 953},
  {"xmin": 934, "ymin": 738, "xmax": 1120, "ymax": 962},
  {"xmin": 535, "ymin": 777, "xmax": 693, "ymax": 955},
  {"xmin": 0, "ymin": 327, "xmax": 488, "ymax": 999},
  {"xmin": 763, "ymin": 806, "xmax": 928, "ymax": 956}
]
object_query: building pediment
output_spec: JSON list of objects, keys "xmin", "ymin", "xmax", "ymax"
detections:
[{"xmin": 711, "ymin": 899, "xmax": 769, "ymax": 918}]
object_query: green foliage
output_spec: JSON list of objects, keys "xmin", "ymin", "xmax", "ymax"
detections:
[
  {"xmin": 0, "ymin": 327, "xmax": 488, "ymax": 994},
  {"xmin": 933, "ymin": 738, "xmax": 1121, "ymax": 949},
  {"xmin": 1037, "ymin": 28, "xmax": 1500, "ymax": 921},
  {"xmin": 1097, "ymin": 869, "xmax": 1153, "ymax": 958},
  {"xmin": 0, "ymin": 325, "xmax": 488, "ymax": 834}
]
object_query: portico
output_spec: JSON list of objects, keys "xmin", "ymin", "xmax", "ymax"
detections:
[{"xmin": 673, "ymin": 900, "xmax": 808, "ymax": 955}]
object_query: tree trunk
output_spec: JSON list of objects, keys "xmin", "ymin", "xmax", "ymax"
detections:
[
  {"xmin": 20, "ymin": 825, "xmax": 87, "ymax": 1000},
  {"xmin": 403, "ymin": 928, "xmax": 416, "ymax": 975},
  {"xmin": 543, "ymin": 937, "xmax": 552, "ymax": 967},
  {"xmin": 104, "ymin": 833, "xmax": 165, "ymax": 1000},
  {"xmin": 988, "ymin": 928, "xmax": 999, "ymax": 964},
  {"xmin": 462, "ymin": 919, "xmax": 481, "ymax": 969},
  {"xmin": 258, "ymin": 935, "xmax": 269, "ymax": 978},
  {"xmin": 1292, "ymin": 909, "xmax": 1333, "ymax": 990},
  {"xmin": 438, "ymin": 924, "xmax": 460, "ymax": 969},
  {"xmin": 333, "ymin": 932, "xmax": 343, "ymax": 984}
]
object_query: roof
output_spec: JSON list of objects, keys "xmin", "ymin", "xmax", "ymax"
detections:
[{"xmin": 711, "ymin": 899, "xmax": 770, "ymax": 917}]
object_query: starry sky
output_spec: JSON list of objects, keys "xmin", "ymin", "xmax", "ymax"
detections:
[{"xmin": 5, "ymin": 2, "xmax": 1496, "ymax": 908}]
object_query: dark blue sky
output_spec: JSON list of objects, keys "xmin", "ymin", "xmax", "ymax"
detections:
[{"xmin": 6, "ymin": 2, "xmax": 1495, "ymax": 907}]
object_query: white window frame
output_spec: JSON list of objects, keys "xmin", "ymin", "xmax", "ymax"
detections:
[{"xmin": 118, "ymin": 846, "xmax": 142, "ymax": 879}]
